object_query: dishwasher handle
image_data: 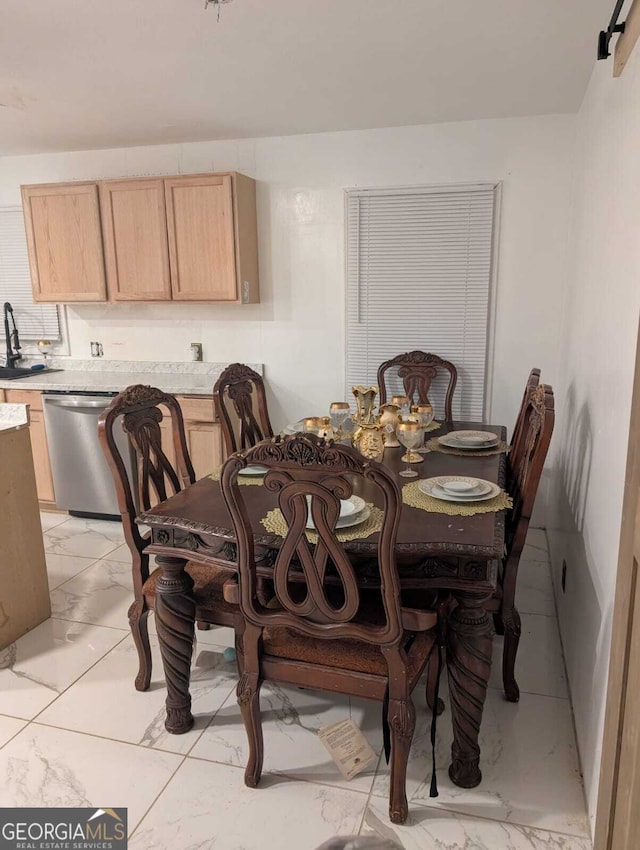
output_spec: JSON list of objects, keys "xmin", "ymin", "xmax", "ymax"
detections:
[{"xmin": 44, "ymin": 398, "xmax": 111, "ymax": 410}]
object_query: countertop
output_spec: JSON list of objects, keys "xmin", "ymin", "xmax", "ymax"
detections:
[
  {"xmin": 0, "ymin": 359, "xmax": 263, "ymax": 395},
  {"xmin": 0, "ymin": 403, "xmax": 29, "ymax": 432}
]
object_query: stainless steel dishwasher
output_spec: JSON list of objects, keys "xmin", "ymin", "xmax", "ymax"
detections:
[{"xmin": 42, "ymin": 391, "xmax": 134, "ymax": 520}]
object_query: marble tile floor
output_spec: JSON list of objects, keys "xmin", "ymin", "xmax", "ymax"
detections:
[{"xmin": 0, "ymin": 513, "xmax": 591, "ymax": 849}]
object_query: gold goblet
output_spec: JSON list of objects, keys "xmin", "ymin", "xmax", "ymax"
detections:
[
  {"xmin": 412, "ymin": 403, "xmax": 435, "ymax": 453},
  {"xmin": 329, "ymin": 402, "xmax": 350, "ymax": 442},
  {"xmin": 302, "ymin": 417, "xmax": 322, "ymax": 434},
  {"xmin": 396, "ymin": 420, "xmax": 423, "ymax": 477},
  {"xmin": 392, "ymin": 395, "xmax": 411, "ymax": 417}
]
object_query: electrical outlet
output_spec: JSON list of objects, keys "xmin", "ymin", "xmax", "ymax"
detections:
[
  {"xmin": 561, "ymin": 560, "xmax": 567, "ymax": 593},
  {"xmin": 90, "ymin": 341, "xmax": 104, "ymax": 358},
  {"xmin": 190, "ymin": 342, "xmax": 203, "ymax": 362}
]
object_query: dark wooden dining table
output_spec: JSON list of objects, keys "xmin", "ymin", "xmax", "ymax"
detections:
[{"xmin": 138, "ymin": 421, "xmax": 506, "ymax": 790}]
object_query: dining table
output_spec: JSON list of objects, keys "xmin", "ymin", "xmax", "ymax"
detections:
[{"xmin": 138, "ymin": 420, "xmax": 507, "ymax": 791}]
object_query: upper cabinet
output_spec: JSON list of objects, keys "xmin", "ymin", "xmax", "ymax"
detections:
[
  {"xmin": 100, "ymin": 178, "xmax": 171, "ymax": 301},
  {"xmin": 20, "ymin": 172, "xmax": 259, "ymax": 304},
  {"xmin": 21, "ymin": 183, "xmax": 107, "ymax": 302},
  {"xmin": 165, "ymin": 174, "xmax": 237, "ymax": 301}
]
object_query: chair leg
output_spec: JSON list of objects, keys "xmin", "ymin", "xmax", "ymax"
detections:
[
  {"xmin": 128, "ymin": 600, "xmax": 152, "ymax": 692},
  {"xmin": 425, "ymin": 647, "xmax": 445, "ymax": 716},
  {"xmin": 237, "ymin": 671, "xmax": 263, "ymax": 787},
  {"xmin": 502, "ymin": 606, "xmax": 521, "ymax": 702},
  {"xmin": 387, "ymin": 697, "xmax": 416, "ymax": 824}
]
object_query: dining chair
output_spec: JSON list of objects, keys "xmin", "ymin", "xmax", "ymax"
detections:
[
  {"xmin": 377, "ymin": 351, "xmax": 458, "ymax": 421},
  {"xmin": 220, "ymin": 432, "xmax": 442, "ymax": 825},
  {"xmin": 509, "ymin": 367, "xmax": 541, "ymax": 455},
  {"xmin": 98, "ymin": 384, "xmax": 240, "ymax": 692},
  {"xmin": 213, "ymin": 363, "xmax": 274, "ymax": 456},
  {"xmin": 487, "ymin": 381, "xmax": 555, "ymax": 702}
]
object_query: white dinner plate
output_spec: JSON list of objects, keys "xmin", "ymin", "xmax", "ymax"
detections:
[
  {"xmin": 306, "ymin": 494, "xmax": 365, "ymax": 520},
  {"xmin": 306, "ymin": 505, "xmax": 371, "ymax": 531},
  {"xmin": 239, "ymin": 465, "xmax": 269, "ymax": 477},
  {"xmin": 432, "ymin": 475, "xmax": 492, "ymax": 497},
  {"xmin": 438, "ymin": 431, "xmax": 499, "ymax": 450},
  {"xmin": 419, "ymin": 477, "xmax": 500, "ymax": 502},
  {"xmin": 339, "ymin": 495, "xmax": 365, "ymax": 517}
]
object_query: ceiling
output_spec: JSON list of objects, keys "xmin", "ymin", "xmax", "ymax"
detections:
[{"xmin": 0, "ymin": 0, "xmax": 613, "ymax": 156}]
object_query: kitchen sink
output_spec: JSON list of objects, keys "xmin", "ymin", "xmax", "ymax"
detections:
[{"xmin": 0, "ymin": 366, "xmax": 62, "ymax": 380}]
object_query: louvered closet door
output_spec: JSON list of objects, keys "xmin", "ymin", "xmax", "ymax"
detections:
[
  {"xmin": 0, "ymin": 207, "xmax": 60, "ymax": 340},
  {"xmin": 346, "ymin": 185, "xmax": 497, "ymax": 421}
]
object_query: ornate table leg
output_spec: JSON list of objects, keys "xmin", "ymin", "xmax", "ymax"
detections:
[
  {"xmin": 446, "ymin": 588, "xmax": 494, "ymax": 788},
  {"xmin": 154, "ymin": 556, "xmax": 196, "ymax": 734}
]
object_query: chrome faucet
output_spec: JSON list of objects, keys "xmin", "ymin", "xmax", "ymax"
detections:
[{"xmin": 3, "ymin": 302, "xmax": 22, "ymax": 367}]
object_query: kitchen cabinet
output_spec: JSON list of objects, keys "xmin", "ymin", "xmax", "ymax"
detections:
[
  {"xmin": 21, "ymin": 182, "xmax": 107, "ymax": 302},
  {"xmin": 4, "ymin": 390, "xmax": 56, "ymax": 504},
  {"xmin": 165, "ymin": 173, "xmax": 258, "ymax": 302},
  {"xmin": 174, "ymin": 395, "xmax": 223, "ymax": 480},
  {"xmin": 100, "ymin": 178, "xmax": 172, "ymax": 301},
  {"xmin": 21, "ymin": 171, "xmax": 259, "ymax": 304},
  {"xmin": 185, "ymin": 422, "xmax": 223, "ymax": 479}
]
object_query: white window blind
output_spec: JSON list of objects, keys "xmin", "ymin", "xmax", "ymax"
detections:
[
  {"xmin": 346, "ymin": 184, "xmax": 497, "ymax": 421},
  {"xmin": 0, "ymin": 207, "xmax": 61, "ymax": 341}
]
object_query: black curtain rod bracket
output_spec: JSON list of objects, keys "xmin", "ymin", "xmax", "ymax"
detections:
[{"xmin": 598, "ymin": 0, "xmax": 627, "ymax": 60}]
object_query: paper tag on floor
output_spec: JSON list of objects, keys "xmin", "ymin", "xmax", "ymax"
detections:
[{"xmin": 318, "ymin": 718, "xmax": 377, "ymax": 781}]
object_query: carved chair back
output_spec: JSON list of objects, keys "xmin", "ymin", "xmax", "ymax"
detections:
[
  {"xmin": 214, "ymin": 363, "xmax": 274, "ymax": 456},
  {"xmin": 98, "ymin": 385, "xmax": 195, "ymax": 571},
  {"xmin": 510, "ymin": 368, "xmax": 541, "ymax": 456},
  {"xmin": 221, "ymin": 434, "xmax": 404, "ymax": 646},
  {"xmin": 506, "ymin": 383, "xmax": 554, "ymax": 561},
  {"xmin": 377, "ymin": 351, "xmax": 458, "ymax": 421}
]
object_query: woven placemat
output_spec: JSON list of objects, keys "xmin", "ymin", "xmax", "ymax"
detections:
[
  {"xmin": 209, "ymin": 468, "xmax": 264, "ymax": 487},
  {"xmin": 261, "ymin": 503, "xmax": 383, "ymax": 542},
  {"xmin": 425, "ymin": 437, "xmax": 509, "ymax": 457},
  {"xmin": 402, "ymin": 480, "xmax": 512, "ymax": 516}
]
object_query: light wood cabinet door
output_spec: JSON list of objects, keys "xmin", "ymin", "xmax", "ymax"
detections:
[
  {"xmin": 158, "ymin": 410, "xmax": 176, "ymax": 471},
  {"xmin": 185, "ymin": 422, "xmax": 223, "ymax": 480},
  {"xmin": 28, "ymin": 411, "xmax": 56, "ymax": 503},
  {"xmin": 4, "ymin": 389, "xmax": 54, "ymax": 504},
  {"xmin": 21, "ymin": 182, "xmax": 107, "ymax": 302},
  {"xmin": 100, "ymin": 179, "xmax": 171, "ymax": 301},
  {"xmin": 165, "ymin": 174, "xmax": 238, "ymax": 301}
]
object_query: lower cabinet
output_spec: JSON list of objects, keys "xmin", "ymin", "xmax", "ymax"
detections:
[
  {"xmin": 3, "ymin": 390, "xmax": 56, "ymax": 505},
  {"xmin": 29, "ymin": 410, "xmax": 56, "ymax": 503},
  {"xmin": 160, "ymin": 395, "xmax": 223, "ymax": 481},
  {"xmin": 185, "ymin": 421, "xmax": 223, "ymax": 479}
]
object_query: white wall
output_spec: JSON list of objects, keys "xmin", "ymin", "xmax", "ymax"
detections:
[
  {"xmin": 549, "ymin": 48, "xmax": 640, "ymax": 832},
  {"xmin": 0, "ymin": 116, "xmax": 574, "ymax": 437}
]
